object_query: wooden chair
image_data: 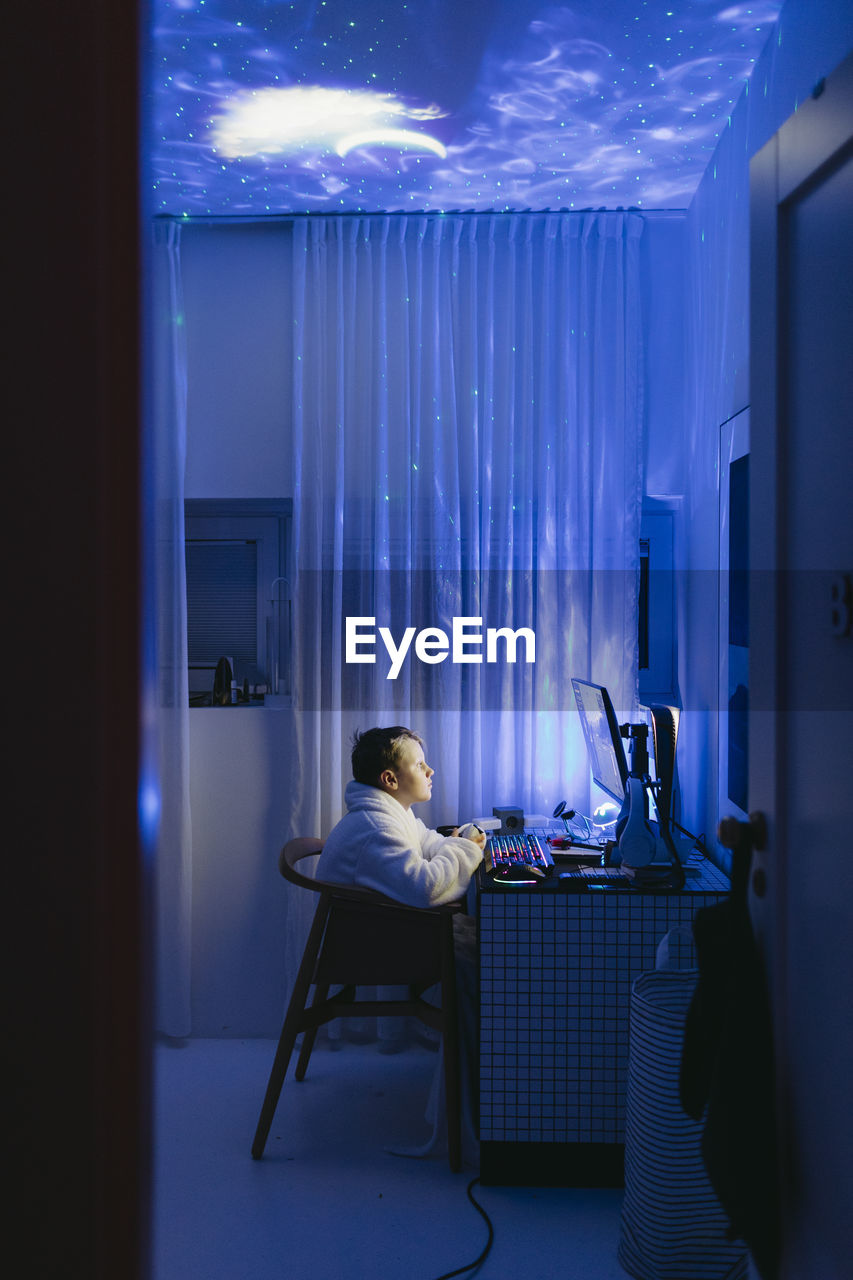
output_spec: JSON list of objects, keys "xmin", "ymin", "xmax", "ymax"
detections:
[{"xmin": 251, "ymin": 837, "xmax": 463, "ymax": 1170}]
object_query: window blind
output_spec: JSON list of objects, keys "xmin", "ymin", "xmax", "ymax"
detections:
[{"xmin": 185, "ymin": 540, "xmax": 258, "ymax": 664}]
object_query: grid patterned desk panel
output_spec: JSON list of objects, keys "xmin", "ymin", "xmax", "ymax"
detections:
[{"xmin": 478, "ymin": 860, "xmax": 729, "ymax": 1149}]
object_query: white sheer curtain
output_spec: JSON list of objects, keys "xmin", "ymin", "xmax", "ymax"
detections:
[
  {"xmin": 285, "ymin": 212, "xmax": 644, "ymax": 859},
  {"xmin": 147, "ymin": 211, "xmax": 644, "ymax": 1043},
  {"xmin": 150, "ymin": 219, "xmax": 192, "ymax": 1037}
]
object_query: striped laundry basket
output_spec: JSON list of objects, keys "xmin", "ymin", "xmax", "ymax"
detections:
[{"xmin": 619, "ymin": 931, "xmax": 748, "ymax": 1280}]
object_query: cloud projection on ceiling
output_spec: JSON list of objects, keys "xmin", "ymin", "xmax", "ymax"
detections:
[{"xmin": 151, "ymin": 0, "xmax": 782, "ymax": 215}]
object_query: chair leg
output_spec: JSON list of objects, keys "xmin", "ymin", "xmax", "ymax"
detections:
[
  {"xmin": 294, "ymin": 983, "xmax": 329, "ymax": 1081},
  {"xmin": 250, "ymin": 1001, "xmax": 304, "ymax": 1160},
  {"xmin": 440, "ymin": 921, "xmax": 462, "ymax": 1173},
  {"xmin": 251, "ymin": 897, "xmax": 330, "ymax": 1159}
]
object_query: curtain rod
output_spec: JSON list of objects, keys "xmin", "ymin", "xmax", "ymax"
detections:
[{"xmin": 153, "ymin": 207, "xmax": 687, "ymax": 226}]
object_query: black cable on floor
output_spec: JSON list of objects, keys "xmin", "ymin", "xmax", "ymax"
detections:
[{"xmin": 430, "ymin": 1177, "xmax": 494, "ymax": 1280}]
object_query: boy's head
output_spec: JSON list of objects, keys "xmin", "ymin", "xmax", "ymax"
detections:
[{"xmin": 351, "ymin": 726, "xmax": 433, "ymax": 809}]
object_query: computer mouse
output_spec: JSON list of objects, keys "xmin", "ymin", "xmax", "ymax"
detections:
[{"xmin": 488, "ymin": 863, "xmax": 547, "ymax": 884}]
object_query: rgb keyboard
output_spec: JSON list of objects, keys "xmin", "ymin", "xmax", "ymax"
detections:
[{"xmin": 485, "ymin": 832, "xmax": 553, "ymax": 872}]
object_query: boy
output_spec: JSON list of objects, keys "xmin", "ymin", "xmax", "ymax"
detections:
[
  {"xmin": 317, "ymin": 726, "xmax": 486, "ymax": 906},
  {"xmin": 318, "ymin": 725, "xmax": 484, "ymax": 1163}
]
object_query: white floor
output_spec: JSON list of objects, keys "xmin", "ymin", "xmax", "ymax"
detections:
[{"xmin": 152, "ymin": 1037, "xmax": 628, "ymax": 1280}]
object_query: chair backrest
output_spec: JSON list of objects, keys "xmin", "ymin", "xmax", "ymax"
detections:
[
  {"xmin": 278, "ymin": 837, "xmax": 325, "ymax": 892},
  {"xmin": 279, "ymin": 836, "xmax": 458, "ymax": 912},
  {"xmin": 278, "ymin": 836, "xmax": 461, "ymax": 986}
]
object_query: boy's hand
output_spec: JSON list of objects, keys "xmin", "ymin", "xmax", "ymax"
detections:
[{"xmin": 456, "ymin": 822, "xmax": 487, "ymax": 850}]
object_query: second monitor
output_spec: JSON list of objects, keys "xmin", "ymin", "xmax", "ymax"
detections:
[{"xmin": 571, "ymin": 676, "xmax": 685, "ymax": 882}]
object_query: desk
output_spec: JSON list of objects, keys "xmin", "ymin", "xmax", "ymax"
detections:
[{"xmin": 477, "ymin": 856, "xmax": 730, "ymax": 1186}]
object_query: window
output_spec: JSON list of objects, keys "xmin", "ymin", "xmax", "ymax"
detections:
[{"xmin": 184, "ymin": 499, "xmax": 291, "ymax": 705}]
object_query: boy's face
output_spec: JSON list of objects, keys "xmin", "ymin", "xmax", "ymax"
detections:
[{"xmin": 380, "ymin": 738, "xmax": 434, "ymax": 809}]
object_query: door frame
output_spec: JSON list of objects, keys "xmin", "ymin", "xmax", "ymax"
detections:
[{"xmin": 749, "ymin": 48, "xmax": 853, "ymax": 1269}]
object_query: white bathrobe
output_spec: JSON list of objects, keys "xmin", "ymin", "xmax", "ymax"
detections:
[{"xmin": 316, "ymin": 780, "xmax": 483, "ymax": 906}]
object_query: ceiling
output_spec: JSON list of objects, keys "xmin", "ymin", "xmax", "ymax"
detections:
[{"xmin": 150, "ymin": 0, "xmax": 783, "ymax": 216}]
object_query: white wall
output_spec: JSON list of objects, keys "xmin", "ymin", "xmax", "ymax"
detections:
[
  {"xmin": 182, "ymin": 222, "xmax": 293, "ymax": 499},
  {"xmin": 678, "ymin": 0, "xmax": 853, "ymax": 861},
  {"xmin": 188, "ymin": 710, "xmax": 297, "ymax": 1035}
]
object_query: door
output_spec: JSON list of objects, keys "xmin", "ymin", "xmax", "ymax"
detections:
[{"xmin": 750, "ymin": 52, "xmax": 853, "ymax": 1279}]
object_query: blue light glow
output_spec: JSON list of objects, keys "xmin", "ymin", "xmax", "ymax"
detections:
[
  {"xmin": 150, "ymin": 1, "xmax": 782, "ymax": 214},
  {"xmin": 139, "ymin": 773, "xmax": 162, "ymax": 846}
]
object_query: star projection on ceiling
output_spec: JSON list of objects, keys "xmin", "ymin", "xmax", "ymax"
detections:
[{"xmin": 150, "ymin": 0, "xmax": 782, "ymax": 215}]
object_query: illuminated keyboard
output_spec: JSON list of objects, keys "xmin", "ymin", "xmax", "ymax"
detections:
[{"xmin": 484, "ymin": 832, "xmax": 553, "ymax": 872}]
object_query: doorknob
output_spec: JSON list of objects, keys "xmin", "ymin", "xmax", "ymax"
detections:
[
  {"xmin": 718, "ymin": 812, "xmax": 768, "ymax": 852},
  {"xmin": 718, "ymin": 813, "xmax": 769, "ymax": 898}
]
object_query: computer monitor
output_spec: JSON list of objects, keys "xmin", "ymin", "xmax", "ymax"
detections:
[{"xmin": 571, "ymin": 678, "xmax": 629, "ymax": 805}]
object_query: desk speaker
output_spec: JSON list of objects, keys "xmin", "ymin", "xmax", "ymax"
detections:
[{"xmin": 493, "ymin": 806, "xmax": 524, "ymax": 835}]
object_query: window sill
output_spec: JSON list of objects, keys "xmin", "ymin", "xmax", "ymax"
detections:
[{"xmin": 189, "ymin": 696, "xmax": 293, "ymax": 710}]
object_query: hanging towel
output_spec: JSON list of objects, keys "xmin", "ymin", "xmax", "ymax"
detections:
[{"xmin": 680, "ymin": 884, "xmax": 780, "ymax": 1280}]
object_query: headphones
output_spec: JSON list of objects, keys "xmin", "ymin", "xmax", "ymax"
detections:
[{"xmin": 618, "ymin": 777, "xmax": 668, "ymax": 867}]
